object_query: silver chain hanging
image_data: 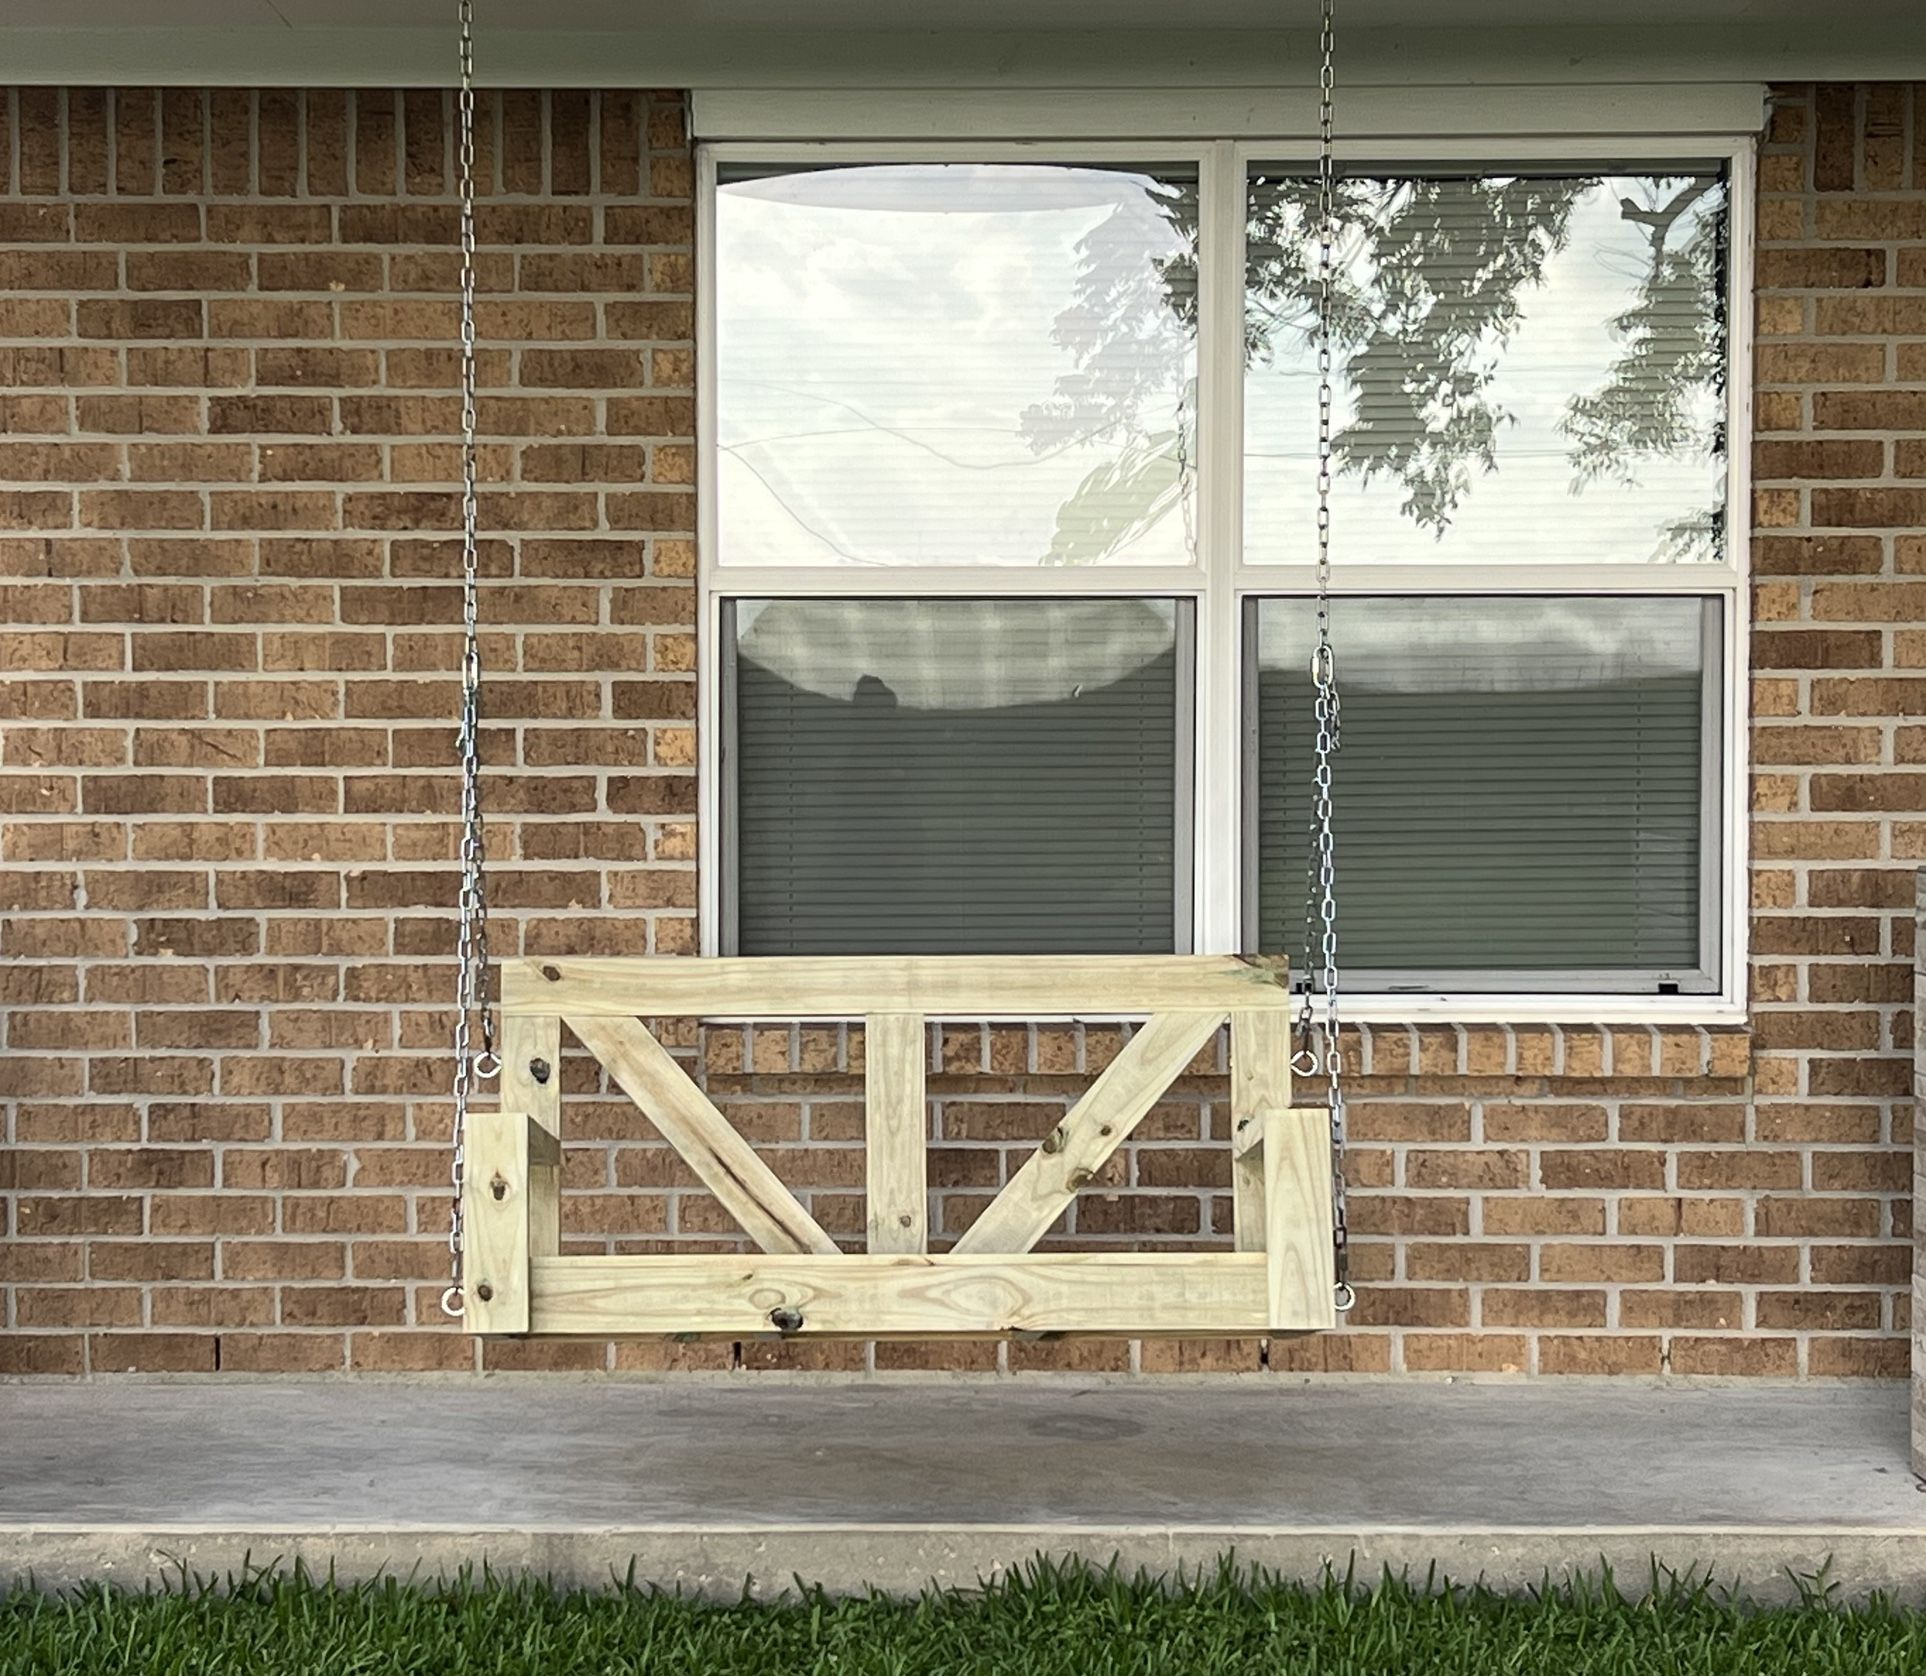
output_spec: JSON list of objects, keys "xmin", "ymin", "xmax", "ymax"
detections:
[
  {"xmin": 1292, "ymin": 0, "xmax": 1352, "ymax": 1313},
  {"xmin": 442, "ymin": 0, "xmax": 499, "ymax": 1321}
]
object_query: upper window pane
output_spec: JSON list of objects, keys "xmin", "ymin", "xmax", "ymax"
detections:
[
  {"xmin": 717, "ymin": 164, "xmax": 1200, "ymax": 568},
  {"xmin": 1244, "ymin": 170, "xmax": 1729, "ymax": 566}
]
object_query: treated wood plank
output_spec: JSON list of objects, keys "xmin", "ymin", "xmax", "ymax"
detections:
[
  {"xmin": 1916, "ymin": 867, "xmax": 1926, "ymax": 1476},
  {"xmin": 950, "ymin": 1009, "xmax": 1226, "ymax": 1256},
  {"xmin": 865, "ymin": 1013, "xmax": 927, "ymax": 1254},
  {"xmin": 566, "ymin": 1013, "xmax": 839, "ymax": 1257},
  {"xmin": 499, "ymin": 1013, "xmax": 562, "ymax": 1257},
  {"xmin": 461, "ymin": 1110, "xmax": 545, "ymax": 1336},
  {"xmin": 505, "ymin": 955, "xmax": 1289, "ymax": 1020},
  {"xmin": 1263, "ymin": 1106, "xmax": 1338, "ymax": 1332},
  {"xmin": 1232, "ymin": 1008, "xmax": 1296, "ymax": 1252},
  {"xmin": 526, "ymin": 1252, "xmax": 1290, "ymax": 1338},
  {"xmin": 1230, "ymin": 1012, "xmax": 1296, "ymax": 1153}
]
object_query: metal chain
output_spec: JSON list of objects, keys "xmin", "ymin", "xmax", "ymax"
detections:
[
  {"xmin": 1292, "ymin": 0, "xmax": 1352, "ymax": 1313},
  {"xmin": 442, "ymin": 0, "xmax": 498, "ymax": 1321}
]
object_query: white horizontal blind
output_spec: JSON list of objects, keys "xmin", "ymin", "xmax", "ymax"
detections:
[
  {"xmin": 1250, "ymin": 596, "xmax": 1715, "ymax": 987},
  {"xmin": 1244, "ymin": 169, "xmax": 1729, "ymax": 569},
  {"xmin": 727, "ymin": 598, "xmax": 1189, "ymax": 955},
  {"xmin": 713, "ymin": 163, "xmax": 1201, "ymax": 570}
]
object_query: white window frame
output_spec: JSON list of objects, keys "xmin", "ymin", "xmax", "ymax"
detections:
[{"xmin": 694, "ymin": 134, "xmax": 1755, "ymax": 1026}]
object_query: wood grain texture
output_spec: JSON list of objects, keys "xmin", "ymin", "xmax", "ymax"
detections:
[
  {"xmin": 1263, "ymin": 1106, "xmax": 1338, "ymax": 1332},
  {"xmin": 950, "ymin": 1009, "xmax": 1226, "ymax": 1256},
  {"xmin": 525, "ymin": 1251, "xmax": 1312, "ymax": 1338},
  {"xmin": 460, "ymin": 1111, "xmax": 552, "ymax": 1336},
  {"xmin": 1915, "ymin": 868, "xmax": 1924, "ymax": 1475},
  {"xmin": 864, "ymin": 1013, "xmax": 927, "ymax": 1254},
  {"xmin": 1230, "ymin": 1010, "xmax": 1291, "ymax": 1252},
  {"xmin": 566, "ymin": 1013, "xmax": 839, "ymax": 1256},
  {"xmin": 505, "ymin": 955, "xmax": 1289, "ymax": 1019},
  {"xmin": 499, "ymin": 1013, "xmax": 562, "ymax": 1258}
]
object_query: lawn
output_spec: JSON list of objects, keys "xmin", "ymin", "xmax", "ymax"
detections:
[{"xmin": 4, "ymin": 1558, "xmax": 1924, "ymax": 1675}]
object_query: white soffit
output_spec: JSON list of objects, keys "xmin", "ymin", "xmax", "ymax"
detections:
[{"xmin": 690, "ymin": 84, "xmax": 1772, "ymax": 143}]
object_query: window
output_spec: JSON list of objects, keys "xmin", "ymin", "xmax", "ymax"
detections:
[
  {"xmin": 724, "ymin": 597, "xmax": 1190, "ymax": 954},
  {"xmin": 700, "ymin": 144, "xmax": 1746, "ymax": 1016},
  {"xmin": 714, "ymin": 163, "xmax": 1199, "ymax": 568},
  {"xmin": 1243, "ymin": 171, "xmax": 1730, "ymax": 568},
  {"xmin": 1248, "ymin": 595, "xmax": 1720, "ymax": 992}
]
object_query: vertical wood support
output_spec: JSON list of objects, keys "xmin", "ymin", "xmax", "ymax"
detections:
[
  {"xmin": 500, "ymin": 1013, "xmax": 562, "ymax": 1258},
  {"xmin": 1913, "ymin": 869, "xmax": 1925, "ymax": 1476},
  {"xmin": 1263, "ymin": 1105, "xmax": 1338, "ymax": 1331},
  {"xmin": 1230, "ymin": 1010, "xmax": 1290, "ymax": 1253},
  {"xmin": 865, "ymin": 1013, "xmax": 928, "ymax": 1253},
  {"xmin": 461, "ymin": 1111, "xmax": 558, "ymax": 1336}
]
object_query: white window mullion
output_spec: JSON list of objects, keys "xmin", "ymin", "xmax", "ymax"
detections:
[
  {"xmin": 1194, "ymin": 140, "xmax": 1245, "ymax": 957},
  {"xmin": 696, "ymin": 142, "xmax": 725, "ymax": 955}
]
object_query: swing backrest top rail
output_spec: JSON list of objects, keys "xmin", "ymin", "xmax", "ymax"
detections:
[{"xmin": 500, "ymin": 954, "xmax": 1293, "ymax": 1020}]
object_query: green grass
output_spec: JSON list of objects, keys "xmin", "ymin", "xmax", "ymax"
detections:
[{"xmin": 4, "ymin": 1557, "xmax": 1925, "ymax": 1675}]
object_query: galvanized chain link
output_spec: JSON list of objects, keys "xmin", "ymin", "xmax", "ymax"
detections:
[
  {"xmin": 1292, "ymin": 0, "xmax": 1352, "ymax": 1312},
  {"xmin": 442, "ymin": 0, "xmax": 498, "ymax": 1321}
]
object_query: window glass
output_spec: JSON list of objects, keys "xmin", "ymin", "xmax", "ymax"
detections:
[
  {"xmin": 717, "ymin": 164, "xmax": 1200, "ymax": 568},
  {"xmin": 1250, "ymin": 595, "xmax": 1716, "ymax": 986},
  {"xmin": 1244, "ymin": 171, "xmax": 1729, "ymax": 566},
  {"xmin": 729, "ymin": 597, "xmax": 1190, "ymax": 954}
]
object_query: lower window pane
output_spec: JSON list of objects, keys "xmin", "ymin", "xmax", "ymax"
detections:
[
  {"xmin": 1250, "ymin": 596, "xmax": 1716, "ymax": 987},
  {"xmin": 729, "ymin": 598, "xmax": 1189, "ymax": 955}
]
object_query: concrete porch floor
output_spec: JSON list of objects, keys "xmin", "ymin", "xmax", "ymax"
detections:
[{"xmin": 2, "ymin": 1378, "xmax": 1920, "ymax": 1601}]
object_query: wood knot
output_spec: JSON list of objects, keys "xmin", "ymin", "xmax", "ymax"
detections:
[
  {"xmin": 530, "ymin": 1057, "xmax": 552, "ymax": 1085},
  {"xmin": 768, "ymin": 1306, "xmax": 804, "ymax": 1334},
  {"xmin": 540, "ymin": 964, "xmax": 561, "ymax": 982},
  {"xmin": 1040, "ymin": 1125, "xmax": 1067, "ymax": 1155},
  {"xmin": 489, "ymin": 1173, "xmax": 508, "ymax": 1201},
  {"xmin": 475, "ymin": 1282, "xmax": 494, "ymax": 1302}
]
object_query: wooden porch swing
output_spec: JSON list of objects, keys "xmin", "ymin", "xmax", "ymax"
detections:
[
  {"xmin": 460, "ymin": 957, "xmax": 1338, "ymax": 1339},
  {"xmin": 441, "ymin": 0, "xmax": 1351, "ymax": 1342}
]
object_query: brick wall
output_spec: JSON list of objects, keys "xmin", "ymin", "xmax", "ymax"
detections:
[{"xmin": 0, "ymin": 83, "xmax": 1917, "ymax": 1379}]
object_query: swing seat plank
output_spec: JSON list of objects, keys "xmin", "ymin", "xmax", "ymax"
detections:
[{"xmin": 524, "ymin": 1252, "xmax": 1312, "ymax": 1339}]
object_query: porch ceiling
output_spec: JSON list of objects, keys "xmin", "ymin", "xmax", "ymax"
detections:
[
  {"xmin": 27, "ymin": 0, "xmax": 1926, "ymax": 27},
  {"xmin": 7, "ymin": 0, "xmax": 1926, "ymax": 86}
]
